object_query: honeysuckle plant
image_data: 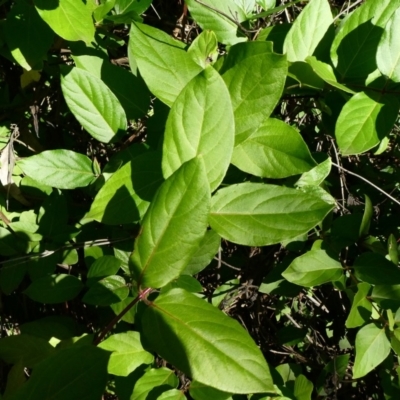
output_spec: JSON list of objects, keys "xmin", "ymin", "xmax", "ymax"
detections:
[{"xmin": 1, "ymin": 0, "xmax": 400, "ymax": 398}]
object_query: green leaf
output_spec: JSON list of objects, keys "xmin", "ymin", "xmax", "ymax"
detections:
[
  {"xmin": 359, "ymin": 194, "xmax": 373, "ymax": 237},
  {"xmin": 282, "ymin": 250, "xmax": 343, "ymax": 287},
  {"xmin": 353, "ymin": 323, "xmax": 391, "ymax": 379},
  {"xmin": 114, "ymin": 0, "xmax": 152, "ymax": 15},
  {"xmin": 130, "ymin": 158, "xmax": 210, "ymax": 288},
  {"xmin": 141, "ymin": 288, "xmax": 275, "ymax": 394},
  {"xmin": 130, "ymin": 367, "xmax": 179, "ymax": 400},
  {"xmin": 162, "ymin": 67, "xmax": 234, "ymax": 191},
  {"xmin": 0, "ymin": 226, "xmax": 22, "ymax": 256},
  {"xmin": 388, "ymin": 234, "xmax": 399, "ymax": 265},
  {"xmin": 222, "ymin": 42, "xmax": 287, "ymax": 143},
  {"xmin": 87, "ymin": 255, "xmax": 122, "ymax": 285},
  {"xmin": 61, "ymin": 67, "xmax": 127, "ymax": 143},
  {"xmin": 377, "ymin": 8, "xmax": 400, "ymax": 82},
  {"xmin": 287, "ymin": 61, "xmax": 325, "ymax": 90},
  {"xmin": 98, "ymin": 332, "xmax": 153, "ymax": 376},
  {"xmin": 162, "ymin": 275, "xmax": 203, "ymax": 294},
  {"xmin": 305, "ymin": 56, "xmax": 355, "ymax": 94},
  {"xmin": 283, "ymin": 0, "xmax": 332, "ymax": 62},
  {"xmin": 35, "ymin": 0, "xmax": 95, "ymax": 44},
  {"xmin": 8, "ymin": 345, "xmax": 109, "ymax": 400},
  {"xmin": 4, "ymin": 1, "xmax": 53, "ymax": 70},
  {"xmin": 18, "ymin": 150, "xmax": 95, "ymax": 189},
  {"xmin": 188, "ymin": 30, "xmax": 219, "ymax": 68},
  {"xmin": 371, "ymin": 285, "xmax": 400, "ymax": 307},
  {"xmin": 231, "ymin": 118, "xmax": 316, "ymax": 178},
  {"xmin": 0, "ymin": 260, "xmax": 27, "ymax": 294},
  {"xmin": 24, "ymin": 274, "xmax": 84, "ymax": 304},
  {"xmin": 183, "ymin": 230, "xmax": 221, "ymax": 275},
  {"xmin": 345, "ymin": 283, "xmax": 372, "ymax": 329},
  {"xmin": 83, "ymin": 275, "xmax": 129, "ymax": 306},
  {"xmin": 335, "ymin": 92, "xmax": 399, "ymax": 155},
  {"xmin": 353, "ymin": 253, "xmax": 400, "ymax": 285},
  {"xmin": 82, "ymin": 152, "xmax": 163, "ymax": 225},
  {"xmin": 0, "ymin": 334, "xmax": 54, "ymax": 367},
  {"xmin": 294, "ymin": 374, "xmax": 313, "ymax": 400},
  {"xmin": 295, "ymin": 156, "xmax": 332, "ymax": 188},
  {"xmin": 330, "ymin": 0, "xmax": 400, "ymax": 80},
  {"xmin": 209, "ymin": 183, "xmax": 335, "ymax": 246},
  {"xmin": 185, "ymin": 0, "xmax": 248, "ymax": 46},
  {"xmin": 157, "ymin": 389, "xmax": 187, "ymax": 400},
  {"xmin": 189, "ymin": 380, "xmax": 233, "ymax": 400},
  {"xmin": 129, "ymin": 22, "xmax": 202, "ymax": 106}
]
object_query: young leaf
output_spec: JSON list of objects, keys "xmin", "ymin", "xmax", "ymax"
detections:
[
  {"xmin": 377, "ymin": 8, "xmax": 400, "ymax": 82},
  {"xmin": 353, "ymin": 253, "xmax": 400, "ymax": 285},
  {"xmin": 353, "ymin": 323, "xmax": 391, "ymax": 379},
  {"xmin": 335, "ymin": 92, "xmax": 399, "ymax": 155},
  {"xmin": 98, "ymin": 332, "xmax": 153, "ymax": 376},
  {"xmin": 388, "ymin": 234, "xmax": 399, "ymax": 265},
  {"xmin": 129, "ymin": 23, "xmax": 202, "ymax": 106},
  {"xmin": 222, "ymin": 42, "xmax": 287, "ymax": 143},
  {"xmin": 82, "ymin": 152, "xmax": 163, "ymax": 225},
  {"xmin": 4, "ymin": 1, "xmax": 53, "ymax": 70},
  {"xmin": 61, "ymin": 67, "xmax": 127, "ymax": 143},
  {"xmin": 188, "ymin": 30, "xmax": 219, "ymax": 68},
  {"xmin": 283, "ymin": 0, "xmax": 333, "ymax": 62},
  {"xmin": 24, "ymin": 274, "xmax": 84, "ymax": 304},
  {"xmin": 87, "ymin": 255, "xmax": 122, "ymax": 285},
  {"xmin": 282, "ymin": 250, "xmax": 343, "ymax": 287},
  {"xmin": 295, "ymin": 156, "xmax": 332, "ymax": 188},
  {"xmin": 209, "ymin": 183, "xmax": 335, "ymax": 246},
  {"xmin": 18, "ymin": 150, "xmax": 95, "ymax": 189},
  {"xmin": 130, "ymin": 157, "xmax": 210, "ymax": 288},
  {"xmin": 231, "ymin": 118, "xmax": 316, "ymax": 179},
  {"xmin": 185, "ymin": 0, "xmax": 248, "ymax": 46},
  {"xmin": 345, "ymin": 283, "xmax": 372, "ymax": 329},
  {"xmin": 330, "ymin": 0, "xmax": 400, "ymax": 80},
  {"xmin": 83, "ymin": 275, "xmax": 129, "ymax": 306},
  {"xmin": 294, "ymin": 374, "xmax": 313, "ymax": 400},
  {"xmin": 141, "ymin": 288, "xmax": 275, "ymax": 394},
  {"xmin": 8, "ymin": 345, "xmax": 110, "ymax": 400},
  {"xmin": 130, "ymin": 367, "xmax": 179, "ymax": 400},
  {"xmin": 359, "ymin": 194, "xmax": 373, "ymax": 237},
  {"xmin": 162, "ymin": 66, "xmax": 235, "ymax": 191},
  {"xmin": 35, "ymin": 0, "xmax": 95, "ymax": 44},
  {"xmin": 183, "ymin": 230, "xmax": 221, "ymax": 276}
]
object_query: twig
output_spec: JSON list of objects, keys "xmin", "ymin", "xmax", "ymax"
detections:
[
  {"xmin": 331, "ymin": 162, "xmax": 400, "ymax": 206},
  {"xmin": 213, "ymin": 257, "xmax": 241, "ymax": 271}
]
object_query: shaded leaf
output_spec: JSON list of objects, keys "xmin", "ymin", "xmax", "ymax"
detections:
[
  {"xmin": 346, "ymin": 283, "xmax": 372, "ymax": 329},
  {"xmin": 282, "ymin": 250, "xmax": 343, "ymax": 287},
  {"xmin": 87, "ymin": 255, "xmax": 122, "ymax": 286},
  {"xmin": 162, "ymin": 66, "xmax": 234, "ymax": 191},
  {"xmin": 209, "ymin": 183, "xmax": 335, "ymax": 246},
  {"xmin": 61, "ymin": 67, "xmax": 127, "ymax": 143},
  {"xmin": 354, "ymin": 253, "xmax": 400, "ymax": 285},
  {"xmin": 130, "ymin": 158, "xmax": 210, "ymax": 288},
  {"xmin": 83, "ymin": 275, "xmax": 129, "ymax": 306},
  {"xmin": 18, "ymin": 150, "xmax": 95, "ymax": 189},
  {"xmin": 142, "ymin": 288, "xmax": 275, "ymax": 394},
  {"xmin": 189, "ymin": 380, "xmax": 233, "ymax": 400},
  {"xmin": 231, "ymin": 118, "xmax": 316, "ymax": 178}
]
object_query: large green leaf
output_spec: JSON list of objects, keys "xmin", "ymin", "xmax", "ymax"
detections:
[
  {"xmin": 61, "ymin": 67, "xmax": 127, "ymax": 143},
  {"xmin": 98, "ymin": 332, "xmax": 153, "ymax": 376},
  {"xmin": 185, "ymin": 0, "xmax": 248, "ymax": 46},
  {"xmin": 283, "ymin": 0, "xmax": 332, "ymax": 62},
  {"xmin": 130, "ymin": 158, "xmax": 210, "ymax": 288},
  {"xmin": 141, "ymin": 288, "xmax": 275, "ymax": 394},
  {"xmin": 231, "ymin": 118, "xmax": 316, "ymax": 178},
  {"xmin": 345, "ymin": 283, "xmax": 372, "ymax": 329},
  {"xmin": 377, "ymin": 8, "xmax": 400, "ymax": 82},
  {"xmin": 352, "ymin": 323, "xmax": 391, "ymax": 379},
  {"xmin": 209, "ymin": 183, "xmax": 335, "ymax": 246},
  {"xmin": 35, "ymin": 0, "xmax": 95, "ymax": 44},
  {"xmin": 18, "ymin": 150, "xmax": 95, "ymax": 189},
  {"xmin": 0, "ymin": 334, "xmax": 54, "ymax": 368},
  {"xmin": 335, "ymin": 91, "xmax": 399, "ymax": 155},
  {"xmin": 162, "ymin": 67, "xmax": 234, "ymax": 191},
  {"xmin": 24, "ymin": 274, "xmax": 84, "ymax": 304},
  {"xmin": 82, "ymin": 152, "xmax": 163, "ymax": 225},
  {"xmin": 282, "ymin": 250, "xmax": 343, "ymax": 287},
  {"xmin": 222, "ymin": 42, "xmax": 287, "ymax": 143},
  {"xmin": 330, "ymin": 0, "xmax": 400, "ymax": 80},
  {"xmin": 129, "ymin": 23, "xmax": 202, "ymax": 106},
  {"xmin": 4, "ymin": 1, "xmax": 53, "ymax": 70},
  {"xmin": 189, "ymin": 381, "xmax": 233, "ymax": 400},
  {"xmin": 8, "ymin": 345, "xmax": 109, "ymax": 400},
  {"xmin": 353, "ymin": 253, "xmax": 400, "ymax": 285},
  {"xmin": 130, "ymin": 368, "xmax": 179, "ymax": 400}
]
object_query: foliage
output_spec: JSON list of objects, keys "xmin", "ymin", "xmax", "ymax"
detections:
[{"xmin": 1, "ymin": 0, "xmax": 400, "ymax": 398}]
